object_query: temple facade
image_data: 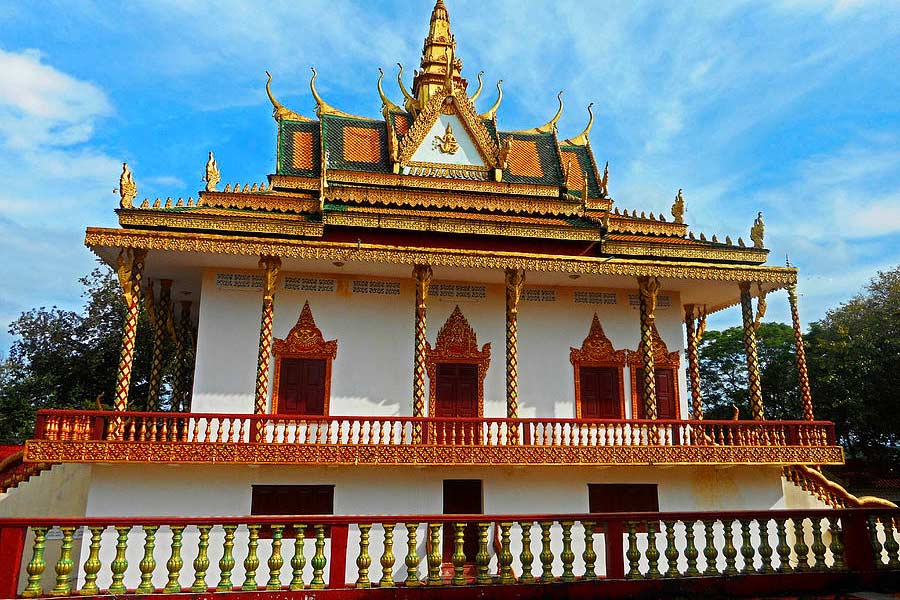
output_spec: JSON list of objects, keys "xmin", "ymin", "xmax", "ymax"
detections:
[{"xmin": 4, "ymin": 3, "xmax": 898, "ymax": 599}]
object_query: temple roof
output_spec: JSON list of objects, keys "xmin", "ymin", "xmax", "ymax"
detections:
[{"xmin": 103, "ymin": 1, "xmax": 774, "ymax": 269}]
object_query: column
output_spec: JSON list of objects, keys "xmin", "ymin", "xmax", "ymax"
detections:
[
  {"xmin": 739, "ymin": 282, "xmax": 764, "ymax": 420},
  {"xmin": 504, "ymin": 269, "xmax": 525, "ymax": 420},
  {"xmin": 145, "ymin": 279, "xmax": 171, "ymax": 411},
  {"xmin": 637, "ymin": 276, "xmax": 660, "ymax": 422},
  {"xmin": 255, "ymin": 256, "xmax": 282, "ymax": 415},
  {"xmin": 113, "ymin": 248, "xmax": 147, "ymax": 413},
  {"xmin": 684, "ymin": 304, "xmax": 706, "ymax": 420},
  {"xmin": 787, "ymin": 284, "xmax": 814, "ymax": 420},
  {"xmin": 178, "ymin": 300, "xmax": 195, "ymax": 408},
  {"xmin": 412, "ymin": 265, "xmax": 433, "ymax": 419}
]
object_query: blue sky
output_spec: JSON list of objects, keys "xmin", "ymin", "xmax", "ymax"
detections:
[{"xmin": 1, "ymin": 0, "xmax": 899, "ymax": 353}]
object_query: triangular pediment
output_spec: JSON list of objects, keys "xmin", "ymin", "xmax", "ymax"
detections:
[{"xmin": 397, "ymin": 90, "xmax": 499, "ymax": 179}]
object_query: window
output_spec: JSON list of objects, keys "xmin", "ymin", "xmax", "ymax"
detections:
[
  {"xmin": 276, "ymin": 358, "xmax": 327, "ymax": 415},
  {"xmin": 443, "ymin": 480, "xmax": 482, "ymax": 563},
  {"xmin": 633, "ymin": 368, "xmax": 678, "ymax": 420},
  {"xmin": 251, "ymin": 484, "xmax": 334, "ymax": 537},
  {"xmin": 588, "ymin": 484, "xmax": 659, "ymax": 513},
  {"xmin": 578, "ymin": 367, "xmax": 623, "ymax": 419}
]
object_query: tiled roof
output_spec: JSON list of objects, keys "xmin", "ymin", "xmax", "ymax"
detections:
[
  {"xmin": 278, "ymin": 120, "xmax": 320, "ymax": 177},
  {"xmin": 322, "ymin": 115, "xmax": 390, "ymax": 173},
  {"xmin": 500, "ymin": 132, "xmax": 563, "ymax": 187},
  {"xmin": 559, "ymin": 144, "xmax": 601, "ymax": 198}
]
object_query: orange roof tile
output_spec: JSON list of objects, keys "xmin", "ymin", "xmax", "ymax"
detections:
[
  {"xmin": 343, "ymin": 126, "xmax": 383, "ymax": 164},
  {"xmin": 292, "ymin": 131, "xmax": 314, "ymax": 170},
  {"xmin": 506, "ymin": 138, "xmax": 544, "ymax": 179}
]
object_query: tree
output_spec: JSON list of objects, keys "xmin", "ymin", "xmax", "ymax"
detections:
[
  {"xmin": 697, "ymin": 322, "xmax": 801, "ymax": 421},
  {"xmin": 806, "ymin": 267, "xmax": 900, "ymax": 466},
  {"xmin": 0, "ymin": 266, "xmax": 171, "ymax": 444}
]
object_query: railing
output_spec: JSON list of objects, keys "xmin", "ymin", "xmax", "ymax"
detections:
[
  {"xmin": 33, "ymin": 410, "xmax": 836, "ymax": 447},
  {"xmin": 1, "ymin": 508, "xmax": 898, "ymax": 598}
]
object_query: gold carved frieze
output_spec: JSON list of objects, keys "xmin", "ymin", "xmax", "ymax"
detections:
[
  {"xmin": 85, "ymin": 227, "xmax": 799, "ymax": 284},
  {"xmin": 605, "ymin": 238, "xmax": 768, "ymax": 264},
  {"xmin": 324, "ymin": 170, "xmax": 562, "ymax": 198},
  {"xmin": 201, "ymin": 191, "xmax": 321, "ymax": 214},
  {"xmin": 117, "ymin": 210, "xmax": 325, "ymax": 238},
  {"xmin": 24, "ymin": 439, "xmax": 845, "ymax": 466},
  {"xmin": 604, "ymin": 215, "xmax": 688, "ymax": 237},
  {"xmin": 425, "ymin": 306, "xmax": 491, "ymax": 418}
]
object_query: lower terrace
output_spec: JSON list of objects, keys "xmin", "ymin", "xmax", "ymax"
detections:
[{"xmin": 25, "ymin": 410, "xmax": 843, "ymax": 465}]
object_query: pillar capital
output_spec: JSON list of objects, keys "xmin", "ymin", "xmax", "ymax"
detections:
[
  {"xmin": 505, "ymin": 268, "xmax": 526, "ymax": 317},
  {"xmin": 259, "ymin": 256, "xmax": 282, "ymax": 302},
  {"xmin": 637, "ymin": 275, "xmax": 660, "ymax": 320},
  {"xmin": 412, "ymin": 264, "xmax": 433, "ymax": 310}
]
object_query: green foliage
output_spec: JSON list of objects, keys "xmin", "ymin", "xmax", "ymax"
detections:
[
  {"xmin": 806, "ymin": 267, "xmax": 900, "ymax": 466},
  {"xmin": 0, "ymin": 266, "xmax": 172, "ymax": 444},
  {"xmin": 698, "ymin": 322, "xmax": 801, "ymax": 421}
]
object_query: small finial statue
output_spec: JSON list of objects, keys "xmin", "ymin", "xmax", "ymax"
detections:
[
  {"xmin": 203, "ymin": 151, "xmax": 220, "ymax": 192},
  {"xmin": 750, "ymin": 211, "xmax": 765, "ymax": 248},
  {"xmin": 671, "ymin": 188, "xmax": 685, "ymax": 224},
  {"xmin": 115, "ymin": 162, "xmax": 137, "ymax": 209},
  {"xmin": 599, "ymin": 161, "xmax": 610, "ymax": 197}
]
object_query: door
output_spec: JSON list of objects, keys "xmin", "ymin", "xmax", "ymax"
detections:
[
  {"xmin": 433, "ymin": 363, "xmax": 479, "ymax": 444},
  {"xmin": 442, "ymin": 479, "xmax": 482, "ymax": 564},
  {"xmin": 579, "ymin": 367, "xmax": 622, "ymax": 419},
  {"xmin": 277, "ymin": 358, "xmax": 327, "ymax": 415},
  {"xmin": 635, "ymin": 368, "xmax": 677, "ymax": 420}
]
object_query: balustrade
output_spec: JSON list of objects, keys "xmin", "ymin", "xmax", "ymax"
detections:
[{"xmin": 2, "ymin": 509, "xmax": 898, "ymax": 598}]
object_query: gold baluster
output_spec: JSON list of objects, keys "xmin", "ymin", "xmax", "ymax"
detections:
[
  {"xmin": 380, "ymin": 523, "xmax": 396, "ymax": 588},
  {"xmin": 357, "ymin": 524, "xmax": 372, "ymax": 588}
]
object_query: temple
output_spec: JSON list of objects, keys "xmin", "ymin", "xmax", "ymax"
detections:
[{"xmin": 2, "ymin": 2, "xmax": 898, "ymax": 598}]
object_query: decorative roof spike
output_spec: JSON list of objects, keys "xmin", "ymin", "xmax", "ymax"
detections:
[
  {"xmin": 242, "ymin": 184, "xmax": 250, "ymax": 193},
  {"xmin": 511, "ymin": 91, "xmax": 563, "ymax": 134},
  {"xmin": 614, "ymin": 207, "xmax": 620, "ymax": 215},
  {"xmin": 152, "ymin": 198, "xmax": 160, "ymax": 209},
  {"xmin": 786, "ymin": 255, "xmax": 793, "ymax": 267},
  {"xmin": 689, "ymin": 231, "xmax": 695, "ymax": 240},
  {"xmin": 115, "ymin": 162, "xmax": 137, "ymax": 209},
  {"xmin": 223, "ymin": 183, "xmax": 231, "ymax": 192},
  {"xmin": 479, "ymin": 80, "xmax": 503, "ymax": 120},
  {"xmin": 176, "ymin": 197, "xmax": 184, "ymax": 207},
  {"xmin": 562, "ymin": 103, "xmax": 594, "ymax": 146},
  {"xmin": 265, "ymin": 71, "xmax": 311, "ymax": 122},
  {"xmin": 750, "ymin": 211, "xmax": 765, "ymax": 248},
  {"xmin": 310, "ymin": 67, "xmax": 370, "ymax": 119},
  {"xmin": 660, "ymin": 213, "xmax": 667, "ymax": 222},
  {"xmin": 699, "ymin": 232, "xmax": 707, "ymax": 241},
  {"xmin": 599, "ymin": 161, "xmax": 609, "ymax": 197},
  {"xmin": 649, "ymin": 212, "xmax": 656, "ymax": 220},
  {"xmin": 251, "ymin": 183, "xmax": 259, "ymax": 192},
  {"xmin": 187, "ymin": 197, "xmax": 194, "ymax": 207},
  {"xmin": 140, "ymin": 198, "xmax": 149, "ymax": 209},
  {"xmin": 738, "ymin": 237, "xmax": 746, "ymax": 247},
  {"xmin": 671, "ymin": 188, "xmax": 685, "ymax": 224},
  {"xmin": 469, "ymin": 70, "xmax": 485, "ymax": 102},
  {"xmin": 640, "ymin": 211, "xmax": 646, "ymax": 219},
  {"xmin": 377, "ymin": 67, "xmax": 404, "ymax": 113},
  {"xmin": 203, "ymin": 151, "xmax": 220, "ymax": 192},
  {"xmin": 165, "ymin": 197, "xmax": 173, "ymax": 208},
  {"xmin": 726, "ymin": 235, "xmax": 733, "ymax": 245},
  {"xmin": 711, "ymin": 234, "xmax": 718, "ymax": 243},
  {"xmin": 396, "ymin": 63, "xmax": 419, "ymax": 114}
]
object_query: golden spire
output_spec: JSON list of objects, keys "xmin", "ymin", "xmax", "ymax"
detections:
[
  {"xmin": 562, "ymin": 103, "xmax": 594, "ymax": 146},
  {"xmin": 412, "ymin": 0, "xmax": 465, "ymax": 108},
  {"xmin": 511, "ymin": 91, "xmax": 564, "ymax": 134},
  {"xmin": 479, "ymin": 80, "xmax": 503, "ymax": 120},
  {"xmin": 377, "ymin": 68, "xmax": 403, "ymax": 113}
]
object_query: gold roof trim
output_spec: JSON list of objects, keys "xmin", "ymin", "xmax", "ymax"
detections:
[
  {"xmin": 469, "ymin": 71, "xmax": 485, "ymax": 102},
  {"xmin": 377, "ymin": 68, "xmax": 404, "ymax": 113},
  {"xmin": 320, "ymin": 170, "xmax": 563, "ymax": 198},
  {"xmin": 562, "ymin": 103, "xmax": 594, "ymax": 147},
  {"xmin": 478, "ymin": 80, "xmax": 503, "ymax": 120},
  {"xmin": 265, "ymin": 71, "xmax": 312, "ymax": 122},
  {"xmin": 117, "ymin": 210, "xmax": 325, "ymax": 238},
  {"xmin": 201, "ymin": 190, "xmax": 321, "ymax": 213},
  {"xmin": 604, "ymin": 237, "xmax": 768, "ymax": 264},
  {"xmin": 309, "ymin": 67, "xmax": 372, "ymax": 120},
  {"xmin": 86, "ymin": 226, "xmax": 799, "ymax": 284},
  {"xmin": 511, "ymin": 91, "xmax": 564, "ymax": 135}
]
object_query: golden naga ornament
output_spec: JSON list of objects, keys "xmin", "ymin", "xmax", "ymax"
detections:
[
  {"xmin": 750, "ymin": 211, "xmax": 765, "ymax": 249},
  {"xmin": 672, "ymin": 189, "xmax": 685, "ymax": 224},
  {"xmin": 433, "ymin": 122, "xmax": 460, "ymax": 154},
  {"xmin": 203, "ymin": 151, "xmax": 220, "ymax": 192},
  {"xmin": 115, "ymin": 163, "xmax": 137, "ymax": 209}
]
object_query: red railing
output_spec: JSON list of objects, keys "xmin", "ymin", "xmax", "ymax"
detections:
[
  {"xmin": 1, "ymin": 508, "xmax": 898, "ymax": 598},
  {"xmin": 32, "ymin": 410, "xmax": 836, "ymax": 448}
]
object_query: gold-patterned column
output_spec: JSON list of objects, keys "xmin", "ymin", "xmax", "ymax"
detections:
[
  {"xmin": 637, "ymin": 276, "xmax": 660, "ymax": 424},
  {"xmin": 684, "ymin": 304, "xmax": 706, "ymax": 420},
  {"xmin": 255, "ymin": 257, "xmax": 282, "ymax": 415},
  {"xmin": 739, "ymin": 282, "xmax": 765, "ymax": 420},
  {"xmin": 505, "ymin": 269, "xmax": 525, "ymax": 421},
  {"xmin": 113, "ymin": 248, "xmax": 147, "ymax": 414},
  {"xmin": 412, "ymin": 265, "xmax": 433, "ymax": 422},
  {"xmin": 788, "ymin": 284, "xmax": 814, "ymax": 420},
  {"xmin": 144, "ymin": 279, "xmax": 169, "ymax": 411}
]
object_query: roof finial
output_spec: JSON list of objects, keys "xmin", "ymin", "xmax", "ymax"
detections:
[
  {"xmin": 203, "ymin": 151, "xmax": 220, "ymax": 192},
  {"xmin": 396, "ymin": 63, "xmax": 418, "ymax": 113},
  {"xmin": 479, "ymin": 80, "xmax": 503, "ymax": 120},
  {"xmin": 309, "ymin": 67, "xmax": 368, "ymax": 119},
  {"xmin": 469, "ymin": 71, "xmax": 485, "ymax": 102},
  {"xmin": 599, "ymin": 161, "xmax": 609, "ymax": 197},
  {"xmin": 510, "ymin": 91, "xmax": 564, "ymax": 134},
  {"xmin": 377, "ymin": 68, "xmax": 403, "ymax": 113},
  {"xmin": 671, "ymin": 188, "xmax": 685, "ymax": 224},
  {"xmin": 115, "ymin": 162, "xmax": 137, "ymax": 209},
  {"xmin": 750, "ymin": 211, "xmax": 765, "ymax": 248},
  {"xmin": 563, "ymin": 103, "xmax": 594, "ymax": 146},
  {"xmin": 265, "ymin": 71, "xmax": 311, "ymax": 122}
]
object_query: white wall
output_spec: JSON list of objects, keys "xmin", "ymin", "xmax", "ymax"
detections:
[{"xmin": 192, "ymin": 270, "xmax": 690, "ymax": 420}]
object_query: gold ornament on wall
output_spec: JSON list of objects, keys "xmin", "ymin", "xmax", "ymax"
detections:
[{"xmin": 433, "ymin": 122, "xmax": 460, "ymax": 155}]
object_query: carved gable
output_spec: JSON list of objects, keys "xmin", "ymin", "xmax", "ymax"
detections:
[
  {"xmin": 274, "ymin": 301, "xmax": 337, "ymax": 359},
  {"xmin": 570, "ymin": 314, "xmax": 627, "ymax": 366},
  {"xmin": 629, "ymin": 323, "xmax": 680, "ymax": 368}
]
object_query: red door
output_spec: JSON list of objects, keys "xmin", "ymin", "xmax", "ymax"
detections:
[
  {"xmin": 433, "ymin": 363, "xmax": 479, "ymax": 444},
  {"xmin": 277, "ymin": 358, "xmax": 326, "ymax": 415},
  {"xmin": 442, "ymin": 479, "xmax": 482, "ymax": 565},
  {"xmin": 579, "ymin": 367, "xmax": 621, "ymax": 419},
  {"xmin": 635, "ymin": 368, "xmax": 677, "ymax": 419}
]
